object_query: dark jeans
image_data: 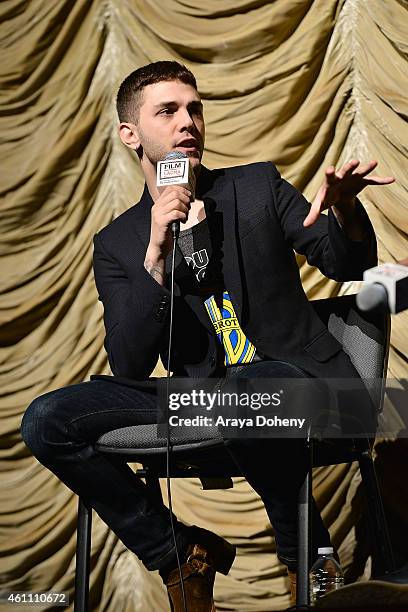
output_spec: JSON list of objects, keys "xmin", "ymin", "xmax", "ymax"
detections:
[{"xmin": 20, "ymin": 360, "xmax": 332, "ymax": 573}]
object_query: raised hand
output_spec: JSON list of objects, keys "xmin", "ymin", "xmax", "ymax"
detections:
[
  {"xmin": 149, "ymin": 185, "xmax": 192, "ymax": 258},
  {"xmin": 303, "ymin": 160, "xmax": 395, "ymax": 227},
  {"xmin": 144, "ymin": 185, "xmax": 191, "ymax": 285}
]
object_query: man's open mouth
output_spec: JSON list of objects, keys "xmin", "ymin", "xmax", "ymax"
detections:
[{"xmin": 176, "ymin": 139, "xmax": 199, "ymax": 149}]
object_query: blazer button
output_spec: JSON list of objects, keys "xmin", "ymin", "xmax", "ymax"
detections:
[{"xmin": 210, "ymin": 356, "xmax": 216, "ymax": 366}]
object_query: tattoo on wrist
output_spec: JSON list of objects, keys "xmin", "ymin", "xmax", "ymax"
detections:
[{"xmin": 145, "ymin": 263, "xmax": 164, "ymax": 282}]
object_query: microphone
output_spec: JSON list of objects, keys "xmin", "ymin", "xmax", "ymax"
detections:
[
  {"xmin": 156, "ymin": 150, "xmax": 196, "ymax": 237},
  {"xmin": 357, "ymin": 262, "xmax": 408, "ymax": 313}
]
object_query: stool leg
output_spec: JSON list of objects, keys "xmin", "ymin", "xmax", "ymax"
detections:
[
  {"xmin": 358, "ymin": 450, "xmax": 396, "ymax": 576},
  {"xmin": 297, "ymin": 440, "xmax": 313, "ymax": 607},
  {"xmin": 74, "ymin": 498, "xmax": 92, "ymax": 612}
]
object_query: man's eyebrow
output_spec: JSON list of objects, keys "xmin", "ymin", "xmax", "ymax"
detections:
[
  {"xmin": 153, "ymin": 100, "xmax": 177, "ymax": 108},
  {"xmin": 153, "ymin": 100, "xmax": 203, "ymax": 109},
  {"xmin": 189, "ymin": 100, "xmax": 203, "ymax": 109}
]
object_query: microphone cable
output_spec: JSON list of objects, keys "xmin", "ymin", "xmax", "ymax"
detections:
[{"xmin": 165, "ymin": 224, "xmax": 188, "ymax": 612}]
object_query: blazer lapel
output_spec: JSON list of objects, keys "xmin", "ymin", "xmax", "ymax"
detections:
[{"xmin": 204, "ymin": 171, "xmax": 243, "ymax": 321}]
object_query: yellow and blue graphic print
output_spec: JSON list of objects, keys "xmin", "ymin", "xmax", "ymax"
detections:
[{"xmin": 204, "ymin": 291, "xmax": 256, "ymax": 365}]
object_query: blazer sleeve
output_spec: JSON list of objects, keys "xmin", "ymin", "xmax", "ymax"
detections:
[
  {"xmin": 93, "ymin": 232, "xmax": 171, "ymax": 379},
  {"xmin": 266, "ymin": 162, "xmax": 378, "ymax": 281}
]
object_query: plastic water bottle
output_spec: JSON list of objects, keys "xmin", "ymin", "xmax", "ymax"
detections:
[{"xmin": 310, "ymin": 547, "xmax": 344, "ymax": 603}]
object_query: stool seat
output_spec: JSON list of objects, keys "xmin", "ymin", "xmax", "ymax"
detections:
[{"xmin": 96, "ymin": 422, "xmax": 224, "ymax": 456}]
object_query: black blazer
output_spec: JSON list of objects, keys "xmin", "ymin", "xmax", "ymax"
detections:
[{"xmin": 92, "ymin": 162, "xmax": 377, "ymax": 384}]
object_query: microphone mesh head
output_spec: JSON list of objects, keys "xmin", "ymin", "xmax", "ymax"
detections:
[
  {"xmin": 163, "ymin": 150, "xmax": 185, "ymax": 160},
  {"xmin": 356, "ymin": 283, "xmax": 388, "ymax": 312}
]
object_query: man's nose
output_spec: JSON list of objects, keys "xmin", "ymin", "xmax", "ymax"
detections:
[{"xmin": 177, "ymin": 108, "xmax": 195, "ymax": 131}]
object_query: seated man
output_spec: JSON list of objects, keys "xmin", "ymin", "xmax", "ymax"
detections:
[{"xmin": 21, "ymin": 61, "xmax": 394, "ymax": 611}]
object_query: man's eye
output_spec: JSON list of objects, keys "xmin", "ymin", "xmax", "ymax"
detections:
[{"xmin": 160, "ymin": 108, "xmax": 173, "ymax": 115}]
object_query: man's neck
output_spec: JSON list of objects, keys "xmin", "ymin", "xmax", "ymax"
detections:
[{"xmin": 180, "ymin": 198, "xmax": 206, "ymax": 230}]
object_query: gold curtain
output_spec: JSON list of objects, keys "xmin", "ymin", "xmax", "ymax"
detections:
[{"xmin": 1, "ymin": 0, "xmax": 407, "ymax": 610}]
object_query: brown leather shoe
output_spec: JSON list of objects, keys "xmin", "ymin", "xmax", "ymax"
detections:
[
  {"xmin": 165, "ymin": 528, "xmax": 236, "ymax": 612},
  {"xmin": 188, "ymin": 526, "xmax": 236, "ymax": 575}
]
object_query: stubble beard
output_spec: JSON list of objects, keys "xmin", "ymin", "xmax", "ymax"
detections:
[
  {"xmin": 138, "ymin": 125, "xmax": 203, "ymax": 168},
  {"xmin": 137, "ymin": 125, "xmax": 169, "ymax": 166}
]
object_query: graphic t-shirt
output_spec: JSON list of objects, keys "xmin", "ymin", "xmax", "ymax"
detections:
[{"xmin": 178, "ymin": 217, "xmax": 259, "ymax": 366}]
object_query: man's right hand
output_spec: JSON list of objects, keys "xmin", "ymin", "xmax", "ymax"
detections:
[
  {"xmin": 150, "ymin": 186, "xmax": 192, "ymax": 257},
  {"xmin": 144, "ymin": 186, "xmax": 191, "ymax": 285}
]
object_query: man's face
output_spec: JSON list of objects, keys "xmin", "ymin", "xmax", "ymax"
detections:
[{"xmin": 136, "ymin": 79, "xmax": 205, "ymax": 170}]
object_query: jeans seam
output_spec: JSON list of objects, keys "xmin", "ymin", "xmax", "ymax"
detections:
[
  {"xmin": 68, "ymin": 408, "xmax": 156, "ymax": 428},
  {"xmin": 145, "ymin": 530, "xmax": 188, "ymax": 571}
]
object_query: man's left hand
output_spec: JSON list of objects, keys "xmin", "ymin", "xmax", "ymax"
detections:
[{"xmin": 303, "ymin": 159, "xmax": 395, "ymax": 227}]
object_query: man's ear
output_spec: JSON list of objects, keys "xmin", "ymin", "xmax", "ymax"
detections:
[{"xmin": 118, "ymin": 122, "xmax": 141, "ymax": 152}]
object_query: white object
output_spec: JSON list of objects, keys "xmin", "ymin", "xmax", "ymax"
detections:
[
  {"xmin": 157, "ymin": 155, "xmax": 190, "ymax": 187},
  {"xmin": 310, "ymin": 549, "xmax": 344, "ymax": 603},
  {"xmin": 358, "ymin": 263, "xmax": 408, "ymax": 314},
  {"xmin": 156, "ymin": 151, "xmax": 196, "ymax": 236},
  {"xmin": 318, "ymin": 547, "xmax": 334, "ymax": 555}
]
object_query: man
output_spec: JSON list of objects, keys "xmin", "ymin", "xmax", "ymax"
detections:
[{"xmin": 21, "ymin": 61, "xmax": 394, "ymax": 611}]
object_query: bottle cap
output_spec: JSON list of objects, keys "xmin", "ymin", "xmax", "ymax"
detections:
[{"xmin": 318, "ymin": 547, "xmax": 334, "ymax": 555}]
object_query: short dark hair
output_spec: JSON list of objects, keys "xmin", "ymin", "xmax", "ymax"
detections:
[{"xmin": 116, "ymin": 61, "xmax": 197, "ymax": 123}]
